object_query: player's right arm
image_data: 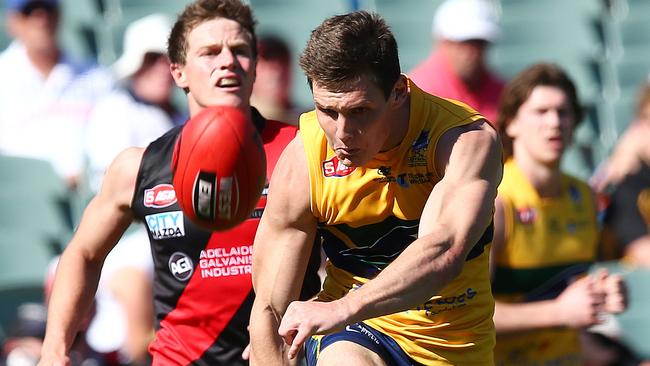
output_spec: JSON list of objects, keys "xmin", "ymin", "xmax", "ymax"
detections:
[
  {"xmin": 38, "ymin": 148, "xmax": 144, "ymax": 366},
  {"xmin": 249, "ymin": 134, "xmax": 317, "ymax": 366}
]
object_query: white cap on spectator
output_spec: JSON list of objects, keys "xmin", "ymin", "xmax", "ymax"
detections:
[
  {"xmin": 112, "ymin": 13, "xmax": 173, "ymax": 79},
  {"xmin": 433, "ymin": 0, "xmax": 500, "ymax": 42}
]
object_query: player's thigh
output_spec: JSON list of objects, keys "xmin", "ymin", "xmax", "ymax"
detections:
[{"xmin": 317, "ymin": 340, "xmax": 388, "ymax": 366}]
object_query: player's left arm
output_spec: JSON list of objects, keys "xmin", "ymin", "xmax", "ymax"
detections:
[{"xmin": 279, "ymin": 119, "xmax": 503, "ymax": 356}]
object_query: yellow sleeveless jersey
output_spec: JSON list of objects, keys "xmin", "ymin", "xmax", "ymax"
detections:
[
  {"xmin": 493, "ymin": 160, "xmax": 599, "ymax": 366},
  {"xmin": 299, "ymin": 80, "xmax": 495, "ymax": 365}
]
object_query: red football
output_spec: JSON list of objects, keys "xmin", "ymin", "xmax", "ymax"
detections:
[{"xmin": 171, "ymin": 106, "xmax": 266, "ymax": 231}]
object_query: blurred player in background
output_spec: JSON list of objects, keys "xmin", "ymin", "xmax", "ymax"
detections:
[{"xmin": 491, "ymin": 63, "xmax": 627, "ymax": 365}]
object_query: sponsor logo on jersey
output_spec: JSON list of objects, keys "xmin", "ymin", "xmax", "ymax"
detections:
[
  {"xmin": 397, "ymin": 173, "xmax": 409, "ymax": 188},
  {"xmin": 566, "ymin": 220, "xmax": 592, "ymax": 234},
  {"xmin": 412, "ymin": 130, "xmax": 430, "ymax": 151},
  {"xmin": 516, "ymin": 207, "xmax": 537, "ymax": 225},
  {"xmin": 566, "ymin": 221, "xmax": 577, "ymax": 234},
  {"xmin": 374, "ymin": 168, "xmax": 433, "ymax": 186},
  {"xmin": 143, "ymin": 184, "xmax": 177, "ymax": 208},
  {"xmin": 408, "ymin": 130, "xmax": 429, "ymax": 167},
  {"xmin": 434, "ymin": 287, "xmax": 477, "ymax": 305},
  {"xmin": 415, "ymin": 288, "xmax": 478, "ymax": 317},
  {"xmin": 199, "ymin": 245, "xmax": 253, "ymax": 279},
  {"xmin": 322, "ymin": 156, "xmax": 356, "ymax": 177},
  {"xmin": 168, "ymin": 251, "xmax": 193, "ymax": 281},
  {"xmin": 569, "ymin": 185, "xmax": 582, "ymax": 204},
  {"xmin": 145, "ymin": 211, "xmax": 185, "ymax": 240}
]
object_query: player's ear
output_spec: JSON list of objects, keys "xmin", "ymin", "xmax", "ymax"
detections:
[
  {"xmin": 390, "ymin": 75, "xmax": 408, "ymax": 107},
  {"xmin": 170, "ymin": 63, "xmax": 188, "ymax": 90}
]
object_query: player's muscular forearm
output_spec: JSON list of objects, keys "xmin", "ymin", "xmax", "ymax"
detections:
[{"xmin": 342, "ymin": 124, "xmax": 502, "ymax": 322}]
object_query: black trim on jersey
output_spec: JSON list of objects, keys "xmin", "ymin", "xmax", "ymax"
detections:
[
  {"xmin": 132, "ymin": 126, "xmax": 214, "ymax": 329},
  {"xmin": 466, "ymin": 221, "xmax": 493, "ymax": 261}
]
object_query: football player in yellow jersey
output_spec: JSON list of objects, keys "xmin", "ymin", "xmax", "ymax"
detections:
[
  {"xmin": 491, "ymin": 63, "xmax": 627, "ymax": 365},
  {"xmin": 250, "ymin": 11, "xmax": 503, "ymax": 366}
]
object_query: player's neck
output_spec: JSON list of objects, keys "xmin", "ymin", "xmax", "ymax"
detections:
[
  {"xmin": 188, "ymin": 99, "xmax": 252, "ymax": 121},
  {"xmin": 381, "ymin": 94, "xmax": 410, "ymax": 152},
  {"xmin": 514, "ymin": 154, "xmax": 562, "ymax": 198}
]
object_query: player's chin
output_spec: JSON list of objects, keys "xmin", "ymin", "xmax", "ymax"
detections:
[
  {"xmin": 211, "ymin": 92, "xmax": 248, "ymax": 109},
  {"xmin": 341, "ymin": 157, "xmax": 362, "ymax": 168}
]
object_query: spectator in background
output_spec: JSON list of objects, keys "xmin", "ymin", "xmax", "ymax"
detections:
[
  {"xmin": 250, "ymin": 34, "xmax": 300, "ymax": 125},
  {"xmin": 491, "ymin": 63, "xmax": 627, "ymax": 365},
  {"xmin": 599, "ymin": 82, "xmax": 650, "ymax": 266},
  {"xmin": 409, "ymin": 0, "xmax": 504, "ymax": 123},
  {"xmin": 85, "ymin": 13, "xmax": 182, "ymax": 192},
  {"xmin": 0, "ymin": 0, "xmax": 114, "ymax": 188}
]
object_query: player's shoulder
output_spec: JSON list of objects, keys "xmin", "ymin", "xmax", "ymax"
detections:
[
  {"xmin": 265, "ymin": 119, "xmax": 298, "ymax": 134},
  {"xmin": 261, "ymin": 119, "xmax": 298, "ymax": 144},
  {"xmin": 110, "ymin": 147, "xmax": 145, "ymax": 177},
  {"xmin": 100, "ymin": 147, "xmax": 145, "ymax": 207},
  {"xmin": 440, "ymin": 118, "xmax": 499, "ymax": 151}
]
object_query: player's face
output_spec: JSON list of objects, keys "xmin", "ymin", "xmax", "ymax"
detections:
[
  {"xmin": 171, "ymin": 17, "xmax": 256, "ymax": 115},
  {"xmin": 507, "ymin": 85, "xmax": 575, "ymax": 166},
  {"xmin": 312, "ymin": 74, "xmax": 407, "ymax": 167}
]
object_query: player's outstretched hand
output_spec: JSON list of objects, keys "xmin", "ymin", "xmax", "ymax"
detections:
[{"xmin": 278, "ymin": 300, "xmax": 351, "ymax": 360}]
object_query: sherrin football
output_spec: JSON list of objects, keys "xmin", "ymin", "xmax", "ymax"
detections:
[{"xmin": 171, "ymin": 106, "xmax": 266, "ymax": 231}]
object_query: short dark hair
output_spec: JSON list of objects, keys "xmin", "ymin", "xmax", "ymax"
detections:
[
  {"xmin": 168, "ymin": 0, "xmax": 257, "ymax": 65},
  {"xmin": 497, "ymin": 63, "xmax": 584, "ymax": 158},
  {"xmin": 299, "ymin": 11, "xmax": 401, "ymax": 99}
]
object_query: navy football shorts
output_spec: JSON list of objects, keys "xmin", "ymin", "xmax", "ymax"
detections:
[{"xmin": 305, "ymin": 321, "xmax": 423, "ymax": 366}]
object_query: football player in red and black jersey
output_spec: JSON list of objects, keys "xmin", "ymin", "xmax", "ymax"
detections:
[{"xmin": 39, "ymin": 1, "xmax": 320, "ymax": 365}]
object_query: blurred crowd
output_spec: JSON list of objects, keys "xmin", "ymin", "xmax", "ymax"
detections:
[{"xmin": 1, "ymin": 0, "xmax": 649, "ymax": 365}]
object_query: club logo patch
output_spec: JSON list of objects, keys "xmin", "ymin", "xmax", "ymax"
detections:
[
  {"xmin": 516, "ymin": 207, "xmax": 537, "ymax": 225},
  {"xmin": 322, "ymin": 156, "xmax": 356, "ymax": 177},
  {"xmin": 144, "ymin": 184, "xmax": 177, "ymax": 208}
]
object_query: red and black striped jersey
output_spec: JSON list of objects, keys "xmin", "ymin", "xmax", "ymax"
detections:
[{"xmin": 132, "ymin": 110, "xmax": 321, "ymax": 365}]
